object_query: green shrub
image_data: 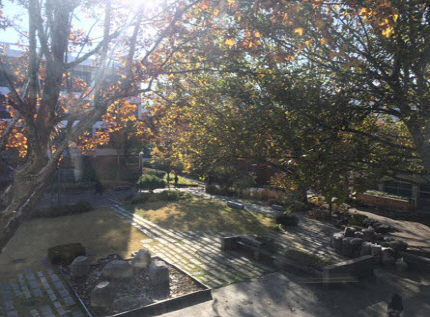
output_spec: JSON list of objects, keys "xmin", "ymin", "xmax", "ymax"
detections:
[
  {"xmin": 137, "ymin": 175, "xmax": 166, "ymax": 192},
  {"xmin": 307, "ymin": 208, "xmax": 331, "ymax": 221},
  {"xmin": 158, "ymin": 190, "xmax": 182, "ymax": 201},
  {"xmin": 276, "ymin": 213, "xmax": 299, "ymax": 226},
  {"xmin": 141, "ymin": 168, "xmax": 167, "ymax": 179},
  {"xmin": 47, "ymin": 243, "xmax": 86, "ymax": 265},
  {"xmin": 130, "ymin": 194, "xmax": 150, "ymax": 205},
  {"xmin": 73, "ymin": 201, "xmax": 93, "ymax": 213},
  {"xmin": 350, "ymin": 213, "xmax": 368, "ymax": 226},
  {"xmin": 206, "ymin": 185, "xmax": 235, "ymax": 196},
  {"xmin": 130, "ymin": 191, "xmax": 191, "ymax": 205},
  {"xmin": 289, "ymin": 201, "xmax": 309, "ymax": 213},
  {"xmin": 32, "ymin": 201, "xmax": 93, "ymax": 218}
]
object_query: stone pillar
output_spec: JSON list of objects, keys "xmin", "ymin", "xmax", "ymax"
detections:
[
  {"xmin": 378, "ymin": 183, "xmax": 385, "ymax": 192},
  {"xmin": 70, "ymin": 146, "xmax": 84, "ymax": 182}
]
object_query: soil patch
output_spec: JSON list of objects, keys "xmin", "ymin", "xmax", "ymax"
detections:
[{"xmin": 62, "ymin": 254, "xmax": 205, "ymax": 316}]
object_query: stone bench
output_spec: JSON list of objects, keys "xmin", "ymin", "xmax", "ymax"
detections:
[
  {"xmin": 271, "ymin": 204, "xmax": 285, "ymax": 212},
  {"xmin": 323, "ymin": 255, "xmax": 373, "ymax": 286},
  {"xmin": 221, "ymin": 236, "xmax": 264, "ymax": 261},
  {"xmin": 227, "ymin": 201, "xmax": 245, "ymax": 210}
]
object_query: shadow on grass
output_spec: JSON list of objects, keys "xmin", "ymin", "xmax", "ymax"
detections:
[{"xmin": 132, "ymin": 197, "xmax": 275, "ymax": 234}]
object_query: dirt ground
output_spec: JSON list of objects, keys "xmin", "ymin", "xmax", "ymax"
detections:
[{"xmin": 0, "ymin": 208, "xmax": 149, "ymax": 280}]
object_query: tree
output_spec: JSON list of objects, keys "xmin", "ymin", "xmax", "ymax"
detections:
[
  {"xmin": 147, "ymin": 0, "xmax": 423, "ymax": 206},
  {"xmin": 0, "ymin": 0, "xmax": 205, "ymax": 253},
  {"xmin": 234, "ymin": 0, "xmax": 428, "ymax": 175}
]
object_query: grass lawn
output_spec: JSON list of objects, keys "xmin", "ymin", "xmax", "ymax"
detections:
[
  {"xmin": 163, "ymin": 174, "xmax": 200, "ymax": 187},
  {"xmin": 0, "ymin": 208, "xmax": 149, "ymax": 280},
  {"xmin": 130, "ymin": 196, "xmax": 276, "ymax": 234}
]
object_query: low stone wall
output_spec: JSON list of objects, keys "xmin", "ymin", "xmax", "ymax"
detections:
[
  {"xmin": 323, "ymin": 255, "xmax": 374, "ymax": 285},
  {"xmin": 357, "ymin": 193, "xmax": 413, "ymax": 211}
]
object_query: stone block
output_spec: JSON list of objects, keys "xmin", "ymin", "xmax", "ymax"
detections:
[
  {"xmin": 342, "ymin": 237, "xmax": 354, "ymax": 257},
  {"xmin": 271, "ymin": 204, "xmax": 285, "ymax": 212},
  {"xmin": 351, "ymin": 238, "xmax": 363, "ymax": 258},
  {"xmin": 227, "ymin": 201, "xmax": 245, "ymax": 209},
  {"xmin": 344, "ymin": 227, "xmax": 356, "ymax": 238},
  {"xmin": 374, "ymin": 233, "xmax": 384, "ymax": 241},
  {"xmin": 91, "ymin": 281, "xmax": 115, "ymax": 309},
  {"xmin": 381, "ymin": 247, "xmax": 395, "ymax": 266},
  {"xmin": 221, "ymin": 236, "xmax": 240, "ymax": 251},
  {"xmin": 389, "ymin": 240, "xmax": 408, "ymax": 254},
  {"xmin": 132, "ymin": 249, "xmax": 151, "ymax": 270},
  {"xmin": 102, "ymin": 260, "xmax": 133, "ymax": 279},
  {"xmin": 360, "ymin": 242, "xmax": 372, "ymax": 256},
  {"xmin": 401, "ymin": 253, "xmax": 430, "ymax": 271},
  {"xmin": 323, "ymin": 255, "xmax": 373, "ymax": 286},
  {"xmin": 371, "ymin": 244, "xmax": 382, "ymax": 264},
  {"xmin": 148, "ymin": 261, "xmax": 170, "ymax": 298},
  {"xmin": 70, "ymin": 256, "xmax": 90, "ymax": 278},
  {"xmin": 354, "ymin": 231, "xmax": 364, "ymax": 239},
  {"xmin": 395, "ymin": 258, "xmax": 408, "ymax": 272},
  {"xmin": 148, "ymin": 261, "xmax": 169, "ymax": 286},
  {"xmin": 362, "ymin": 227, "xmax": 375, "ymax": 242},
  {"xmin": 331, "ymin": 233, "xmax": 344, "ymax": 253}
]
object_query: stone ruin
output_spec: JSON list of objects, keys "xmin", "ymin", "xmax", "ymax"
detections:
[
  {"xmin": 331, "ymin": 225, "xmax": 409, "ymax": 272},
  {"xmin": 69, "ymin": 249, "xmax": 170, "ymax": 311}
]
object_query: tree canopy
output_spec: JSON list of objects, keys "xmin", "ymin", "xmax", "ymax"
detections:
[{"xmin": 1, "ymin": 0, "xmax": 429, "ymax": 251}]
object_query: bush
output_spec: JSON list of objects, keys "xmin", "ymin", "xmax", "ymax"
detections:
[
  {"xmin": 32, "ymin": 201, "xmax": 93, "ymax": 218},
  {"xmin": 73, "ymin": 201, "xmax": 93, "ymax": 213},
  {"xmin": 307, "ymin": 208, "xmax": 331, "ymax": 221},
  {"xmin": 157, "ymin": 190, "xmax": 188, "ymax": 201},
  {"xmin": 130, "ymin": 194, "xmax": 150, "ymax": 205},
  {"xmin": 206, "ymin": 185, "xmax": 235, "ymax": 196},
  {"xmin": 137, "ymin": 175, "xmax": 166, "ymax": 191},
  {"xmin": 289, "ymin": 201, "xmax": 309, "ymax": 213},
  {"xmin": 47, "ymin": 243, "xmax": 86, "ymax": 265},
  {"xmin": 241, "ymin": 188, "xmax": 286, "ymax": 204},
  {"xmin": 276, "ymin": 213, "xmax": 299, "ymax": 226},
  {"xmin": 141, "ymin": 168, "xmax": 167, "ymax": 179},
  {"xmin": 129, "ymin": 191, "xmax": 191, "ymax": 205}
]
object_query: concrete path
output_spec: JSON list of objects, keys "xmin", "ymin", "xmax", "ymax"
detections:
[
  {"xmin": 351, "ymin": 208, "xmax": 430, "ymax": 254},
  {"xmin": 160, "ymin": 270, "xmax": 430, "ymax": 317}
]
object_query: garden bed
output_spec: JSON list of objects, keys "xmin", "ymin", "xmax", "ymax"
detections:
[
  {"xmin": 61, "ymin": 255, "xmax": 210, "ymax": 317},
  {"xmin": 357, "ymin": 193, "xmax": 413, "ymax": 211}
]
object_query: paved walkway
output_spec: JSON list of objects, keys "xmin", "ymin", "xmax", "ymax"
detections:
[
  {"xmin": 111, "ymin": 204, "xmax": 275, "ymax": 289},
  {"xmin": 0, "ymin": 259, "xmax": 84, "ymax": 317},
  {"xmin": 159, "ymin": 269, "xmax": 430, "ymax": 317}
]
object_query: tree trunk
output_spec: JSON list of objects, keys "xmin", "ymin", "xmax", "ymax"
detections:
[
  {"xmin": 0, "ymin": 153, "xmax": 59, "ymax": 254},
  {"xmin": 406, "ymin": 121, "xmax": 430, "ymax": 178}
]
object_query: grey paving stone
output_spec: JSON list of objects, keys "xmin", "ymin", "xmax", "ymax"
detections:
[
  {"xmin": 40, "ymin": 305, "xmax": 55, "ymax": 317},
  {"xmin": 9, "ymin": 282, "xmax": 20, "ymax": 298},
  {"xmin": 49, "ymin": 278, "xmax": 75, "ymax": 307},
  {"xmin": 30, "ymin": 309, "xmax": 41, "ymax": 317},
  {"xmin": 53, "ymin": 301, "xmax": 67, "ymax": 316},
  {"xmin": 6, "ymin": 311, "xmax": 18, "ymax": 317},
  {"xmin": 0, "ymin": 283, "xmax": 13, "ymax": 300},
  {"xmin": 3, "ymin": 300, "xmax": 14, "ymax": 312},
  {"xmin": 37, "ymin": 272, "xmax": 56, "ymax": 301}
]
